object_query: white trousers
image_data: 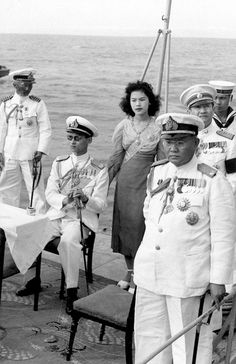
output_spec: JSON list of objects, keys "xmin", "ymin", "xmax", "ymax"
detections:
[
  {"xmin": 0, "ymin": 158, "xmax": 46, "ymax": 214},
  {"xmin": 49, "ymin": 218, "xmax": 89, "ymax": 289},
  {"xmin": 134, "ymin": 287, "xmax": 213, "ymax": 364}
]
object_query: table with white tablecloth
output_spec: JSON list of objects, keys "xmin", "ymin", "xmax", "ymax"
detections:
[{"xmin": 0, "ymin": 203, "xmax": 51, "ymax": 274}]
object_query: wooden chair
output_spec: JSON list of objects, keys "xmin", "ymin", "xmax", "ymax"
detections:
[
  {"xmin": 0, "ymin": 227, "xmax": 96, "ymax": 311},
  {"xmin": 213, "ymin": 293, "xmax": 236, "ymax": 363},
  {"xmin": 33, "ymin": 229, "xmax": 96, "ymax": 311},
  {"xmin": 66, "ymin": 284, "xmax": 136, "ymax": 364}
]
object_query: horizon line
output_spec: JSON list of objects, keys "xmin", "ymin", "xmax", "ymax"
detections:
[{"xmin": 0, "ymin": 31, "xmax": 235, "ymax": 40}]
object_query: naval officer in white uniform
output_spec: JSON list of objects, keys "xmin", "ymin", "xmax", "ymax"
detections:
[
  {"xmin": 180, "ymin": 84, "xmax": 236, "ymax": 195},
  {"xmin": 0, "ymin": 68, "xmax": 51, "ymax": 213},
  {"xmin": 45, "ymin": 116, "xmax": 109, "ymax": 313},
  {"xmin": 133, "ymin": 113, "xmax": 235, "ymax": 364}
]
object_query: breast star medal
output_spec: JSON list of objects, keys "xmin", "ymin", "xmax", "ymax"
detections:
[
  {"xmin": 177, "ymin": 198, "xmax": 190, "ymax": 211},
  {"xmin": 186, "ymin": 211, "xmax": 199, "ymax": 225}
]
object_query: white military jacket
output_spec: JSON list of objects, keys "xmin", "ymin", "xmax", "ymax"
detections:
[
  {"xmin": 134, "ymin": 155, "xmax": 235, "ymax": 298},
  {"xmin": 45, "ymin": 153, "xmax": 109, "ymax": 233},
  {"xmin": 197, "ymin": 119, "xmax": 236, "ymax": 194},
  {"xmin": 0, "ymin": 92, "xmax": 51, "ymax": 160}
]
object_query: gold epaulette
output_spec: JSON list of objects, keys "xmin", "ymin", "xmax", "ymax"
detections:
[
  {"xmin": 91, "ymin": 158, "xmax": 104, "ymax": 169},
  {"xmin": 56, "ymin": 155, "xmax": 70, "ymax": 162},
  {"xmin": 1, "ymin": 95, "xmax": 13, "ymax": 103},
  {"xmin": 151, "ymin": 159, "xmax": 169, "ymax": 168},
  {"xmin": 29, "ymin": 95, "xmax": 41, "ymax": 102},
  {"xmin": 197, "ymin": 163, "xmax": 218, "ymax": 178}
]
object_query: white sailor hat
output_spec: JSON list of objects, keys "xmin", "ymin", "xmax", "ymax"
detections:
[
  {"xmin": 66, "ymin": 116, "xmax": 98, "ymax": 137},
  {"xmin": 180, "ymin": 84, "xmax": 216, "ymax": 108},
  {"xmin": 208, "ymin": 80, "xmax": 235, "ymax": 95},
  {"xmin": 9, "ymin": 68, "xmax": 36, "ymax": 83},
  {"xmin": 157, "ymin": 113, "xmax": 204, "ymax": 137}
]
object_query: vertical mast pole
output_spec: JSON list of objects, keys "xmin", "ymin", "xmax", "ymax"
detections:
[
  {"xmin": 164, "ymin": 30, "xmax": 171, "ymax": 112},
  {"xmin": 156, "ymin": 0, "xmax": 172, "ymax": 97}
]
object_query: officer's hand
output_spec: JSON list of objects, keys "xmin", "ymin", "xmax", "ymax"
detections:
[
  {"xmin": 209, "ymin": 283, "xmax": 226, "ymax": 310},
  {"xmin": 62, "ymin": 194, "xmax": 73, "ymax": 207},
  {"xmin": 33, "ymin": 151, "xmax": 43, "ymax": 163},
  {"xmin": 0, "ymin": 153, "xmax": 4, "ymax": 171},
  {"xmin": 73, "ymin": 188, "xmax": 88, "ymax": 204}
]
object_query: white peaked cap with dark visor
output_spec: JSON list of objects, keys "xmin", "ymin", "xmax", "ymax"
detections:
[
  {"xmin": 157, "ymin": 113, "xmax": 204, "ymax": 137},
  {"xmin": 66, "ymin": 116, "xmax": 98, "ymax": 137}
]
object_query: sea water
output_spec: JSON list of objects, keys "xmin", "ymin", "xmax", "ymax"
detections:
[{"xmin": 1, "ymin": 34, "xmax": 236, "ymax": 226}]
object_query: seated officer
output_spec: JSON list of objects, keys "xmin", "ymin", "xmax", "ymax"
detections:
[
  {"xmin": 18, "ymin": 116, "xmax": 109, "ymax": 314},
  {"xmin": 208, "ymin": 80, "xmax": 236, "ymax": 129},
  {"xmin": 180, "ymin": 84, "xmax": 236, "ymax": 195},
  {"xmin": 133, "ymin": 113, "xmax": 235, "ymax": 364}
]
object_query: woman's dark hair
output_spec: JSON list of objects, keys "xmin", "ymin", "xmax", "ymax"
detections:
[{"xmin": 119, "ymin": 80, "xmax": 161, "ymax": 117}]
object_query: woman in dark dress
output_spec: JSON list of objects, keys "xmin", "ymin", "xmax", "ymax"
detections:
[{"xmin": 108, "ymin": 80, "xmax": 162, "ymax": 289}]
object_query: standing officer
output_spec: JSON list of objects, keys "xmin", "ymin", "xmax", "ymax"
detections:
[
  {"xmin": 180, "ymin": 84, "xmax": 236, "ymax": 195},
  {"xmin": 208, "ymin": 80, "xmax": 236, "ymax": 130},
  {"xmin": 133, "ymin": 113, "xmax": 235, "ymax": 364},
  {"xmin": 0, "ymin": 68, "xmax": 51, "ymax": 213}
]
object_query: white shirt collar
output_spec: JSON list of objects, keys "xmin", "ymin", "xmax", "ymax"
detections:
[
  {"xmin": 13, "ymin": 92, "xmax": 28, "ymax": 104},
  {"xmin": 71, "ymin": 152, "xmax": 90, "ymax": 165}
]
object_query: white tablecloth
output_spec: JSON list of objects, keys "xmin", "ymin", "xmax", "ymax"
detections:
[{"xmin": 0, "ymin": 203, "xmax": 51, "ymax": 274}]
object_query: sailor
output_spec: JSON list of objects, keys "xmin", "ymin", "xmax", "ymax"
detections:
[
  {"xmin": 44, "ymin": 116, "xmax": 109, "ymax": 313},
  {"xmin": 208, "ymin": 80, "xmax": 236, "ymax": 130},
  {"xmin": 180, "ymin": 84, "xmax": 236, "ymax": 195},
  {"xmin": 133, "ymin": 113, "xmax": 235, "ymax": 364},
  {"xmin": 0, "ymin": 68, "xmax": 51, "ymax": 213}
]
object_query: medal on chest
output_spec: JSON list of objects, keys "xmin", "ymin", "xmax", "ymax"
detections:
[
  {"xmin": 216, "ymin": 129, "xmax": 234, "ymax": 140},
  {"xmin": 176, "ymin": 197, "xmax": 190, "ymax": 211},
  {"xmin": 186, "ymin": 211, "xmax": 199, "ymax": 225},
  {"xmin": 26, "ymin": 118, "xmax": 33, "ymax": 126},
  {"xmin": 164, "ymin": 184, "xmax": 175, "ymax": 214}
]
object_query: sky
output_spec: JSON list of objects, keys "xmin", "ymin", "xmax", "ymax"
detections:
[{"xmin": 0, "ymin": 0, "xmax": 236, "ymax": 38}]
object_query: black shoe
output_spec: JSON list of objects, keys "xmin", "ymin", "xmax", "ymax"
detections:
[
  {"xmin": 16, "ymin": 278, "xmax": 41, "ymax": 296},
  {"xmin": 66, "ymin": 288, "xmax": 78, "ymax": 315}
]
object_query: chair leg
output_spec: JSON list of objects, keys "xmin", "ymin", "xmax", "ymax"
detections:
[
  {"xmin": 0, "ymin": 229, "xmax": 6, "ymax": 303},
  {"xmin": 125, "ymin": 287, "xmax": 136, "ymax": 364},
  {"xmin": 33, "ymin": 253, "xmax": 42, "ymax": 311},
  {"xmin": 125, "ymin": 328, "xmax": 133, "ymax": 364},
  {"xmin": 99, "ymin": 323, "xmax": 106, "ymax": 342},
  {"xmin": 60, "ymin": 268, "xmax": 65, "ymax": 299},
  {"xmin": 66, "ymin": 315, "xmax": 79, "ymax": 361},
  {"xmin": 87, "ymin": 237, "xmax": 95, "ymax": 283}
]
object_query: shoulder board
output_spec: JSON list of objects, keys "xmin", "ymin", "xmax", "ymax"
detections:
[
  {"xmin": 151, "ymin": 159, "xmax": 169, "ymax": 168},
  {"xmin": 197, "ymin": 163, "xmax": 218, "ymax": 178},
  {"xmin": 29, "ymin": 95, "xmax": 41, "ymax": 102},
  {"xmin": 91, "ymin": 159, "xmax": 104, "ymax": 169},
  {"xmin": 1, "ymin": 95, "xmax": 13, "ymax": 103},
  {"xmin": 56, "ymin": 155, "xmax": 70, "ymax": 162}
]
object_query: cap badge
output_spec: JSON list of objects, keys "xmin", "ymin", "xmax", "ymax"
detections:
[
  {"xmin": 196, "ymin": 93, "xmax": 203, "ymax": 99},
  {"xmin": 165, "ymin": 116, "xmax": 178, "ymax": 131},
  {"xmin": 69, "ymin": 119, "xmax": 79, "ymax": 128}
]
